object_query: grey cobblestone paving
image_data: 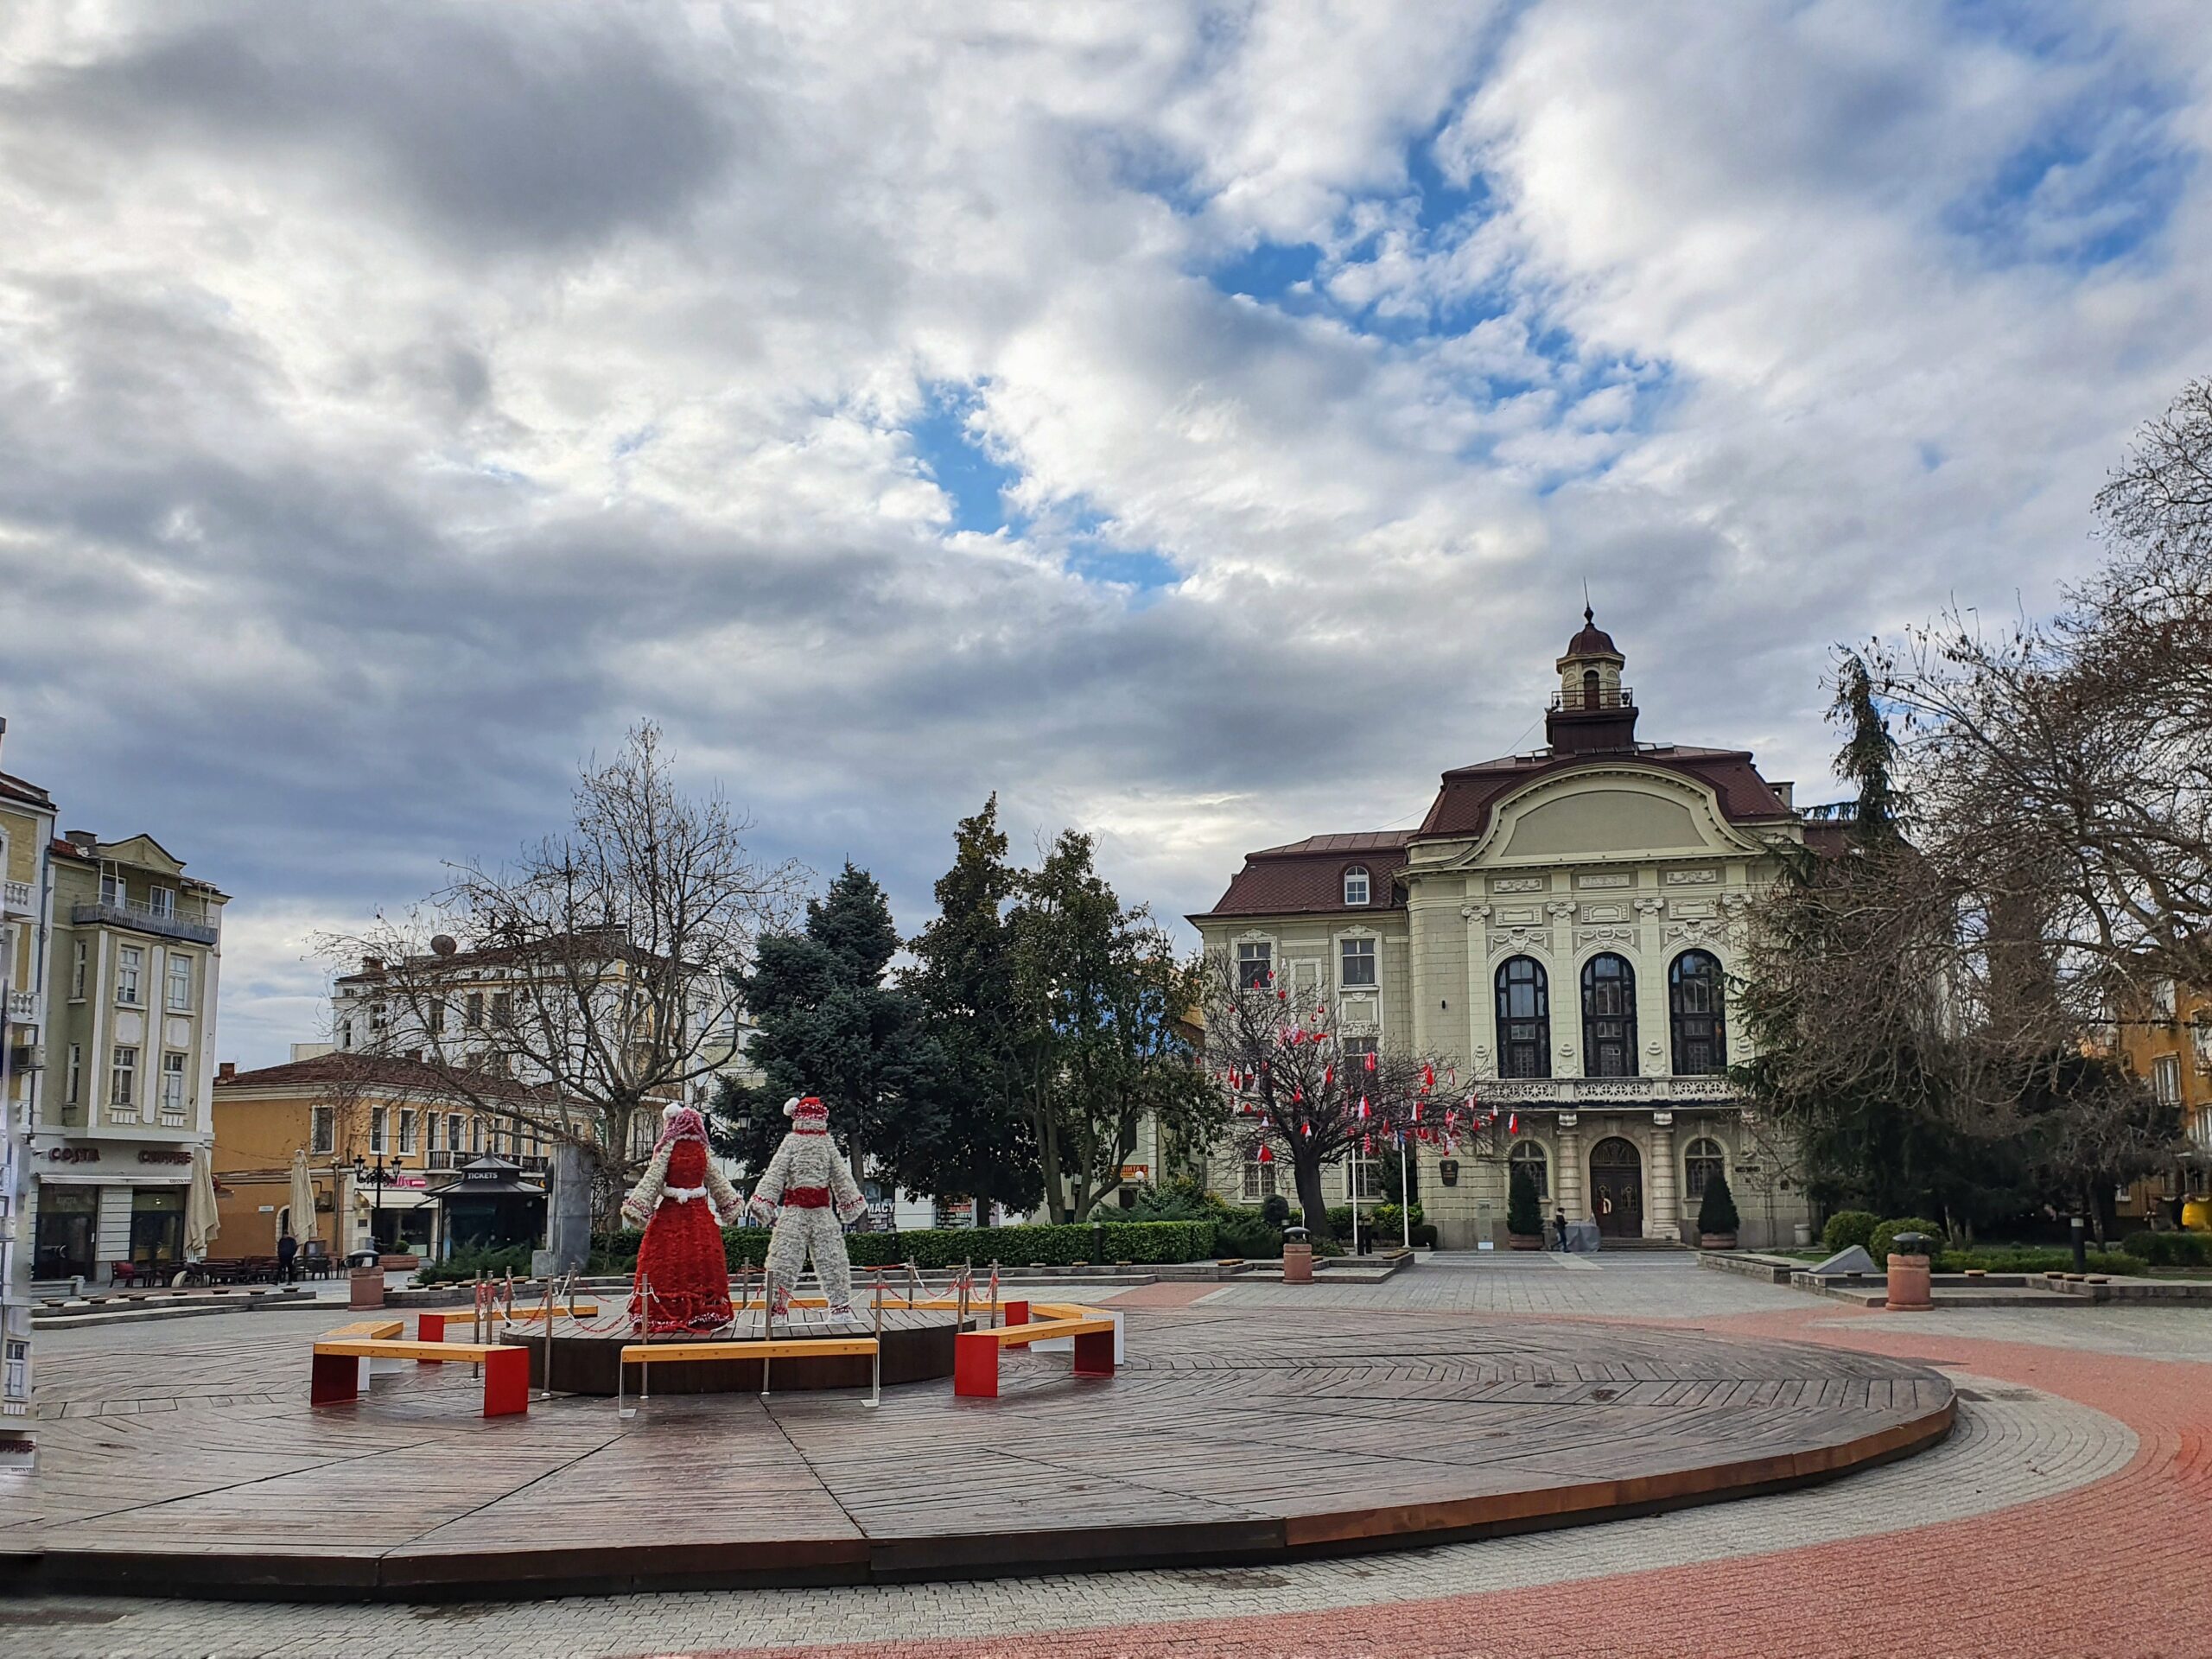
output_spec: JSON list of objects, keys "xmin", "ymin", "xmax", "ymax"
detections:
[{"xmin": 0, "ymin": 1376, "xmax": 2125, "ymax": 1659}]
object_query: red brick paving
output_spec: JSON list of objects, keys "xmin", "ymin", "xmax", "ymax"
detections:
[
  {"xmin": 677, "ymin": 1305, "xmax": 2212, "ymax": 1659},
  {"xmin": 1102, "ymin": 1281, "xmax": 1222, "ymax": 1309}
]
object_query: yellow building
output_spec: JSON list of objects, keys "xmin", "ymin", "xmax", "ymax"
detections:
[
  {"xmin": 1190, "ymin": 612, "xmax": 1818, "ymax": 1249},
  {"xmin": 0, "ymin": 746, "xmax": 57, "ymax": 1132},
  {"xmin": 213, "ymin": 1048, "xmax": 554, "ymax": 1257},
  {"xmin": 28, "ymin": 829, "xmax": 226, "ymax": 1284},
  {"xmin": 2118, "ymin": 977, "xmax": 2212, "ymax": 1230}
]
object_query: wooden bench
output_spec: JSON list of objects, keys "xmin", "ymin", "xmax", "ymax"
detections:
[
  {"xmin": 954, "ymin": 1302, "xmax": 1116, "ymax": 1398},
  {"xmin": 616, "ymin": 1337, "xmax": 881, "ymax": 1415},
  {"xmin": 311, "ymin": 1329, "xmax": 530, "ymax": 1416}
]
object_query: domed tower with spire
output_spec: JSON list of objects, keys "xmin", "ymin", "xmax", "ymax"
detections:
[{"xmin": 1546, "ymin": 604, "xmax": 1637, "ymax": 754}]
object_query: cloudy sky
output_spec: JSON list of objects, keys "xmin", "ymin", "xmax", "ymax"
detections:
[{"xmin": 3, "ymin": 2, "xmax": 2209, "ymax": 1067}]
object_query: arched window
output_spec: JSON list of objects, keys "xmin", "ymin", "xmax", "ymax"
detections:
[
  {"xmin": 1669, "ymin": 950, "xmax": 1727, "ymax": 1075},
  {"xmin": 1581, "ymin": 667, "xmax": 1600, "ymax": 709},
  {"xmin": 1343, "ymin": 865, "xmax": 1370, "ymax": 906},
  {"xmin": 1580, "ymin": 953, "xmax": 1637, "ymax": 1077},
  {"xmin": 1509, "ymin": 1139, "xmax": 1549, "ymax": 1202},
  {"xmin": 1684, "ymin": 1137, "xmax": 1726, "ymax": 1202},
  {"xmin": 1495, "ymin": 957, "xmax": 1550, "ymax": 1078}
]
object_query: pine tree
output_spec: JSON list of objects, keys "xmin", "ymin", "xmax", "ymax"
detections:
[
  {"xmin": 1506, "ymin": 1160, "xmax": 1542, "ymax": 1238},
  {"xmin": 710, "ymin": 864, "xmax": 935, "ymax": 1198},
  {"xmin": 900, "ymin": 798, "xmax": 1044, "ymax": 1220}
]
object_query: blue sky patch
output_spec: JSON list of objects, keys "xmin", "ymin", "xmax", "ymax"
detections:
[{"xmin": 908, "ymin": 382, "xmax": 1020, "ymax": 535}]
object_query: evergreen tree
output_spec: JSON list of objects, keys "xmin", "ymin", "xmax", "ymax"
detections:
[
  {"xmin": 1506, "ymin": 1160, "xmax": 1542, "ymax": 1238},
  {"xmin": 1695, "ymin": 1169, "xmax": 1740, "ymax": 1237},
  {"xmin": 1011, "ymin": 830, "xmax": 1222, "ymax": 1222},
  {"xmin": 900, "ymin": 798, "xmax": 1044, "ymax": 1219},
  {"xmin": 710, "ymin": 864, "xmax": 935, "ymax": 1197}
]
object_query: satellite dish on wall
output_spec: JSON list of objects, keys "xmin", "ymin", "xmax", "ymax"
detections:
[{"xmin": 430, "ymin": 935, "xmax": 459, "ymax": 957}]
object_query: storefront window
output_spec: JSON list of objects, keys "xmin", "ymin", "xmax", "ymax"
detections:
[
  {"xmin": 35, "ymin": 1188, "xmax": 99, "ymax": 1281},
  {"xmin": 130, "ymin": 1188, "xmax": 186, "ymax": 1272}
]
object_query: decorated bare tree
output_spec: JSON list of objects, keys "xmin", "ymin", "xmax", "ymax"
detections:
[
  {"xmin": 1200, "ymin": 950, "xmax": 1489, "ymax": 1238},
  {"xmin": 323, "ymin": 723, "xmax": 810, "ymax": 1187}
]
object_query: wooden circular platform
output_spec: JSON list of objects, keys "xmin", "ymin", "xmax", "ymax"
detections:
[
  {"xmin": 0, "ymin": 1306, "xmax": 1954, "ymax": 1601},
  {"xmin": 504, "ymin": 1307, "xmax": 963, "ymax": 1395}
]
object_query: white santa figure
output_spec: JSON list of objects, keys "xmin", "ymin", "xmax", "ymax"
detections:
[{"xmin": 748, "ymin": 1095, "xmax": 868, "ymax": 1320}]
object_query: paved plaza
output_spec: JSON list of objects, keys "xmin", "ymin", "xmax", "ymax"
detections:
[{"xmin": 3, "ymin": 1254, "xmax": 2208, "ymax": 1657}]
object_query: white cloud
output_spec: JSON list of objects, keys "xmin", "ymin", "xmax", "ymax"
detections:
[{"xmin": 0, "ymin": 2, "xmax": 2208, "ymax": 1065}]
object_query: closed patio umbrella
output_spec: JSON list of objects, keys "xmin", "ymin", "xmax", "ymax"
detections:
[
  {"xmin": 288, "ymin": 1148, "xmax": 316, "ymax": 1245},
  {"xmin": 185, "ymin": 1147, "xmax": 221, "ymax": 1259}
]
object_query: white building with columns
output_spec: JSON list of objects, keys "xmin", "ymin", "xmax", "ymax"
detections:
[{"xmin": 1191, "ymin": 611, "xmax": 1820, "ymax": 1249}]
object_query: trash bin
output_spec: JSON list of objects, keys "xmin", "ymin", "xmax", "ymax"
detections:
[
  {"xmin": 348, "ymin": 1266, "xmax": 386, "ymax": 1310},
  {"xmin": 1885, "ymin": 1232, "xmax": 1933, "ymax": 1311},
  {"xmin": 1282, "ymin": 1227, "xmax": 1314, "ymax": 1285}
]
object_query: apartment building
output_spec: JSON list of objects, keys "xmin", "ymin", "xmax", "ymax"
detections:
[{"xmin": 28, "ymin": 830, "xmax": 226, "ymax": 1283}]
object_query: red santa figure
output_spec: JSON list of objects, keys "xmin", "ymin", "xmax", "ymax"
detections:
[{"xmin": 621, "ymin": 1103, "xmax": 741, "ymax": 1335}]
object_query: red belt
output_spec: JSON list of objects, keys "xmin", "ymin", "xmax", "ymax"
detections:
[{"xmin": 781, "ymin": 1186, "xmax": 831, "ymax": 1208}]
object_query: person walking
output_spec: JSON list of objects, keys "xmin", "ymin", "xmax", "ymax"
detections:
[
  {"xmin": 1553, "ymin": 1206, "xmax": 1569, "ymax": 1252},
  {"xmin": 276, "ymin": 1230, "xmax": 299, "ymax": 1284}
]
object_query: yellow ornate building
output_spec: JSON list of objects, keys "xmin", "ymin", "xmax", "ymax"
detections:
[
  {"xmin": 2117, "ymin": 977, "xmax": 2212, "ymax": 1230},
  {"xmin": 1192, "ymin": 613, "xmax": 1818, "ymax": 1249}
]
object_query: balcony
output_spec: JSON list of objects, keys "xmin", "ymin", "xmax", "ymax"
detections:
[
  {"xmin": 71, "ymin": 898, "xmax": 219, "ymax": 946},
  {"xmin": 3, "ymin": 880, "xmax": 33, "ymax": 917},
  {"xmin": 1548, "ymin": 686, "xmax": 1635, "ymax": 713},
  {"xmin": 1478, "ymin": 1075, "xmax": 1742, "ymax": 1107},
  {"xmin": 5, "ymin": 990, "xmax": 34, "ymax": 1023}
]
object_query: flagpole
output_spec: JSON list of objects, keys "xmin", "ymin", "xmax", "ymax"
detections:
[
  {"xmin": 0, "ymin": 963, "xmax": 33, "ymax": 1473},
  {"xmin": 1400, "ymin": 1131, "xmax": 1411, "ymax": 1249}
]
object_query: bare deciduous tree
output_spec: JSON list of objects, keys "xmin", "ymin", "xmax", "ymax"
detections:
[{"xmin": 322, "ymin": 723, "xmax": 809, "ymax": 1186}]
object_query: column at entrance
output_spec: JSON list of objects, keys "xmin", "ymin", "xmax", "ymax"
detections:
[
  {"xmin": 1555, "ymin": 1115, "xmax": 1582, "ymax": 1223},
  {"xmin": 1648, "ymin": 1116, "xmax": 1677, "ymax": 1239}
]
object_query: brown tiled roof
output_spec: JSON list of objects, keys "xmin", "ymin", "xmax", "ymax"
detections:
[
  {"xmin": 0, "ymin": 770, "xmax": 52, "ymax": 810},
  {"xmin": 1414, "ymin": 744, "xmax": 1794, "ymax": 841},
  {"xmin": 214, "ymin": 1052, "xmax": 551, "ymax": 1102},
  {"xmin": 1802, "ymin": 820, "xmax": 1852, "ymax": 859},
  {"xmin": 1192, "ymin": 832, "xmax": 1412, "ymax": 921}
]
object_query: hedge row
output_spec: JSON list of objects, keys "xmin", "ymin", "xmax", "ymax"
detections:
[
  {"xmin": 2120, "ymin": 1230, "xmax": 2212, "ymax": 1268},
  {"xmin": 591, "ymin": 1218, "xmax": 1222, "ymax": 1274},
  {"xmin": 1933, "ymin": 1246, "xmax": 2145, "ymax": 1275}
]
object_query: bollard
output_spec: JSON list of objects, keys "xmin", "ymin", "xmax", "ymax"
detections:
[{"xmin": 1885, "ymin": 1230, "xmax": 1934, "ymax": 1311}]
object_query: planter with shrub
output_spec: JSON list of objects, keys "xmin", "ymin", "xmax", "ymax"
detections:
[
  {"xmin": 1506, "ymin": 1161, "xmax": 1545, "ymax": 1249},
  {"xmin": 1695, "ymin": 1170, "xmax": 1740, "ymax": 1250}
]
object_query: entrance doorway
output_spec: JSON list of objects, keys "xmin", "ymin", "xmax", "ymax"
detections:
[{"xmin": 1589, "ymin": 1137, "xmax": 1644, "ymax": 1238}]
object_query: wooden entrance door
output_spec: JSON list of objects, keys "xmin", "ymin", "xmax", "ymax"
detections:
[{"xmin": 1589, "ymin": 1136, "xmax": 1643, "ymax": 1238}]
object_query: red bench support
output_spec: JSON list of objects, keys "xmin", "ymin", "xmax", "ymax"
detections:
[
  {"xmin": 954, "ymin": 1331, "xmax": 1003, "ymax": 1400},
  {"xmin": 417, "ymin": 1312, "xmax": 447, "ymax": 1362},
  {"xmin": 309, "ymin": 1351, "xmax": 359, "ymax": 1406},
  {"xmin": 1072, "ymin": 1329, "xmax": 1116, "ymax": 1378},
  {"xmin": 480, "ymin": 1347, "xmax": 529, "ymax": 1417}
]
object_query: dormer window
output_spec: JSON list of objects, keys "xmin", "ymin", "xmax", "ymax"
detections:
[{"xmin": 1343, "ymin": 865, "xmax": 1370, "ymax": 906}]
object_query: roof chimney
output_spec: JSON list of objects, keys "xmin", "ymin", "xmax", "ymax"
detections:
[
  {"xmin": 65, "ymin": 830, "xmax": 97, "ymax": 853},
  {"xmin": 0, "ymin": 714, "xmax": 8, "ymax": 760},
  {"xmin": 217, "ymin": 1061, "xmax": 237, "ymax": 1083},
  {"xmin": 360, "ymin": 956, "xmax": 384, "ymax": 975}
]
